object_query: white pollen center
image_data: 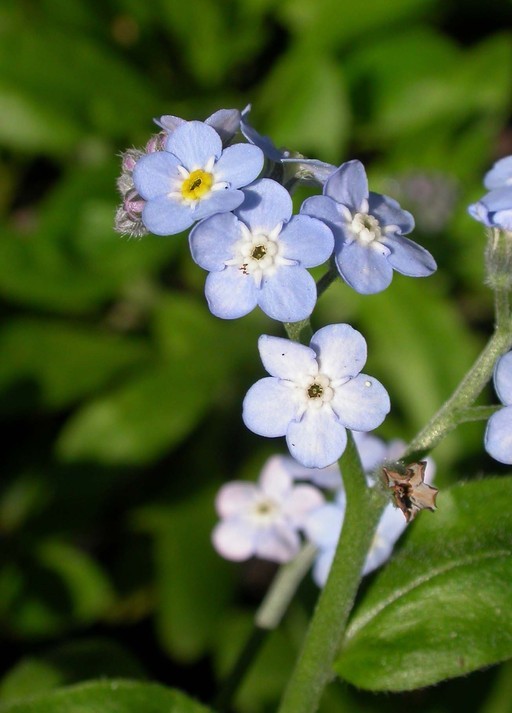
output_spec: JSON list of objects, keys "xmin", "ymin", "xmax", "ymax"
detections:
[
  {"xmin": 303, "ymin": 373, "xmax": 334, "ymax": 411},
  {"xmin": 226, "ymin": 223, "xmax": 295, "ymax": 288},
  {"xmin": 350, "ymin": 212, "xmax": 382, "ymax": 245}
]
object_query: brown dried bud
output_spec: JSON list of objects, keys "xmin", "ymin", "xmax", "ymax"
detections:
[{"xmin": 382, "ymin": 461, "xmax": 438, "ymax": 522}]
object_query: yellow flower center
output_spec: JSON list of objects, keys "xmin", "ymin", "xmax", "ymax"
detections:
[{"xmin": 181, "ymin": 169, "xmax": 214, "ymax": 201}]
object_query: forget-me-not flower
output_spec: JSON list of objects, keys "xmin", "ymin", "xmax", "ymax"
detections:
[
  {"xmin": 132, "ymin": 121, "xmax": 264, "ymax": 236},
  {"xmin": 212, "ymin": 456, "xmax": 324, "ymax": 563},
  {"xmin": 301, "ymin": 160, "xmax": 437, "ymax": 294},
  {"xmin": 483, "ymin": 155, "xmax": 512, "ymax": 190},
  {"xmin": 468, "ymin": 187, "xmax": 512, "ymax": 231},
  {"xmin": 485, "ymin": 351, "xmax": 512, "ymax": 464},
  {"xmin": 189, "ymin": 178, "xmax": 334, "ymax": 321},
  {"xmin": 155, "ymin": 109, "xmax": 241, "ymax": 147},
  {"xmin": 242, "ymin": 324, "xmax": 390, "ymax": 468}
]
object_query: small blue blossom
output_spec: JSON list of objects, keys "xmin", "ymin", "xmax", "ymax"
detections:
[
  {"xmin": 485, "ymin": 351, "xmax": 512, "ymax": 464},
  {"xmin": 301, "ymin": 160, "xmax": 437, "ymax": 294},
  {"xmin": 132, "ymin": 121, "xmax": 264, "ymax": 236},
  {"xmin": 242, "ymin": 324, "xmax": 390, "ymax": 468},
  {"xmin": 484, "ymin": 155, "xmax": 512, "ymax": 190},
  {"xmin": 468, "ymin": 187, "xmax": 512, "ymax": 231},
  {"xmin": 189, "ymin": 178, "xmax": 334, "ymax": 321},
  {"xmin": 155, "ymin": 109, "xmax": 241, "ymax": 147},
  {"xmin": 212, "ymin": 455, "xmax": 324, "ymax": 563}
]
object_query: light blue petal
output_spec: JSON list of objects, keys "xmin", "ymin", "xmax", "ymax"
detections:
[
  {"xmin": 368, "ymin": 192, "xmax": 415, "ymax": 234},
  {"xmin": 240, "ymin": 105, "xmax": 284, "ymax": 162},
  {"xmin": 336, "ymin": 241, "xmax": 393, "ymax": 294},
  {"xmin": 286, "ymin": 408, "xmax": 347, "ymax": 468},
  {"xmin": 363, "ymin": 504, "xmax": 406, "ymax": 575},
  {"xmin": 300, "ymin": 195, "xmax": 347, "ymax": 243},
  {"xmin": 154, "ymin": 115, "xmax": 185, "ymax": 133},
  {"xmin": 189, "ymin": 213, "xmax": 241, "ymax": 271},
  {"xmin": 215, "ymin": 144, "xmax": 264, "ymax": 188},
  {"xmin": 255, "ymin": 524, "xmax": 300, "ymax": 563},
  {"xmin": 204, "ymin": 268, "xmax": 257, "ymax": 319},
  {"xmin": 324, "ymin": 160, "xmax": 368, "ymax": 211},
  {"xmin": 312, "ymin": 547, "xmax": 335, "ymax": 587},
  {"xmin": 133, "ymin": 152, "xmax": 181, "ymax": 200},
  {"xmin": 493, "ymin": 208, "xmax": 512, "ymax": 231},
  {"xmin": 310, "ymin": 324, "xmax": 367, "ymax": 380},
  {"xmin": 193, "ymin": 189, "xmax": 245, "ymax": 220},
  {"xmin": 258, "ymin": 335, "xmax": 318, "ymax": 380},
  {"xmin": 304, "ymin": 503, "xmax": 343, "ymax": 549},
  {"xmin": 485, "ymin": 407, "xmax": 512, "ymax": 464},
  {"xmin": 165, "ymin": 121, "xmax": 222, "ymax": 169},
  {"xmin": 258, "ymin": 266, "xmax": 316, "ymax": 322},
  {"xmin": 141, "ymin": 196, "xmax": 193, "ymax": 236},
  {"xmin": 484, "ymin": 156, "xmax": 512, "ymax": 190},
  {"xmin": 494, "ymin": 351, "xmax": 512, "ymax": 405},
  {"xmin": 352, "ymin": 432, "xmax": 388, "ymax": 473},
  {"xmin": 236, "ymin": 178, "xmax": 292, "ymax": 231},
  {"xmin": 243, "ymin": 377, "xmax": 297, "ymax": 437},
  {"xmin": 331, "ymin": 373, "xmax": 390, "ymax": 431},
  {"xmin": 206, "ymin": 109, "xmax": 241, "ymax": 145},
  {"xmin": 383, "ymin": 235, "xmax": 437, "ymax": 276},
  {"xmin": 479, "ymin": 187, "xmax": 512, "ymax": 212},
  {"xmin": 282, "ymin": 158, "xmax": 337, "ymax": 185},
  {"xmin": 279, "ymin": 215, "xmax": 334, "ymax": 267},
  {"xmin": 468, "ymin": 200, "xmax": 492, "ymax": 226}
]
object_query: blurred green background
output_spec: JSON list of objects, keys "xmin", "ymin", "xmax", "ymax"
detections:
[{"xmin": 0, "ymin": 0, "xmax": 512, "ymax": 711}]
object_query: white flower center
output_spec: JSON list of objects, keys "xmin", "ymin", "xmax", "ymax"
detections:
[
  {"xmin": 226, "ymin": 223, "xmax": 296, "ymax": 288},
  {"xmin": 302, "ymin": 373, "xmax": 334, "ymax": 411},
  {"xmin": 169, "ymin": 156, "xmax": 228, "ymax": 206},
  {"xmin": 249, "ymin": 494, "xmax": 280, "ymax": 525},
  {"xmin": 350, "ymin": 211, "xmax": 382, "ymax": 245}
]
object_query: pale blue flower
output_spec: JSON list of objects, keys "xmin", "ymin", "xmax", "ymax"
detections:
[
  {"xmin": 155, "ymin": 109, "xmax": 241, "ymax": 147},
  {"xmin": 485, "ymin": 351, "xmax": 512, "ymax": 464},
  {"xmin": 189, "ymin": 178, "xmax": 333, "ymax": 321},
  {"xmin": 484, "ymin": 155, "xmax": 512, "ymax": 190},
  {"xmin": 132, "ymin": 121, "xmax": 264, "ymax": 236},
  {"xmin": 242, "ymin": 324, "xmax": 390, "ymax": 468},
  {"xmin": 468, "ymin": 187, "xmax": 512, "ymax": 231},
  {"xmin": 301, "ymin": 160, "xmax": 437, "ymax": 294},
  {"xmin": 212, "ymin": 455, "xmax": 324, "ymax": 563}
]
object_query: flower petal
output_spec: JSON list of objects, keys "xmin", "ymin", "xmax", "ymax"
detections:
[
  {"xmin": 257, "ymin": 335, "xmax": 318, "ymax": 380},
  {"xmin": 206, "ymin": 109, "xmax": 241, "ymax": 145},
  {"xmin": 484, "ymin": 156, "xmax": 512, "ymax": 190},
  {"xmin": 304, "ymin": 502, "xmax": 343, "ymax": 548},
  {"xmin": 495, "ymin": 351, "xmax": 512, "ymax": 405},
  {"xmin": 189, "ymin": 213, "xmax": 241, "ymax": 271},
  {"xmin": 312, "ymin": 547, "xmax": 335, "ymax": 587},
  {"xmin": 204, "ymin": 268, "xmax": 257, "ymax": 319},
  {"xmin": 235, "ymin": 178, "xmax": 292, "ymax": 231},
  {"xmin": 310, "ymin": 324, "xmax": 367, "ymax": 381},
  {"xmin": 331, "ymin": 373, "xmax": 390, "ymax": 431},
  {"xmin": 258, "ymin": 266, "xmax": 317, "ymax": 322},
  {"xmin": 142, "ymin": 196, "xmax": 193, "ymax": 236},
  {"xmin": 286, "ymin": 408, "xmax": 347, "ymax": 468},
  {"xmin": 283, "ymin": 485, "xmax": 325, "ymax": 526},
  {"xmin": 133, "ymin": 152, "xmax": 181, "ymax": 200},
  {"xmin": 383, "ymin": 234, "xmax": 437, "ymax": 277},
  {"xmin": 336, "ymin": 240, "xmax": 393, "ymax": 294},
  {"xmin": 255, "ymin": 524, "xmax": 300, "ymax": 563},
  {"xmin": 243, "ymin": 377, "xmax": 297, "ymax": 437},
  {"xmin": 485, "ymin": 407, "xmax": 512, "ymax": 464},
  {"xmin": 214, "ymin": 143, "xmax": 264, "ymax": 188},
  {"xmin": 165, "ymin": 121, "xmax": 222, "ymax": 169},
  {"xmin": 279, "ymin": 215, "xmax": 334, "ymax": 267},
  {"xmin": 212, "ymin": 519, "xmax": 257, "ymax": 561},
  {"xmin": 259, "ymin": 459, "xmax": 293, "ymax": 500},
  {"xmin": 324, "ymin": 160, "xmax": 369, "ymax": 211},
  {"xmin": 368, "ymin": 192, "xmax": 415, "ymax": 234},
  {"xmin": 215, "ymin": 481, "xmax": 259, "ymax": 517},
  {"xmin": 192, "ymin": 189, "xmax": 245, "ymax": 221}
]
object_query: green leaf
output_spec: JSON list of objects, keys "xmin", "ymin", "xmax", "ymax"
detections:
[
  {"xmin": 0, "ymin": 680, "xmax": 212, "ymax": 713},
  {"xmin": 335, "ymin": 477, "xmax": 512, "ymax": 691},
  {"xmin": 0, "ymin": 639, "xmax": 146, "ymax": 702},
  {"xmin": 134, "ymin": 486, "xmax": 234, "ymax": 662},
  {"xmin": 0, "ymin": 319, "xmax": 149, "ymax": 414}
]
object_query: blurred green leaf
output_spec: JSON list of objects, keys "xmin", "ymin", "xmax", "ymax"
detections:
[
  {"xmin": 335, "ymin": 477, "xmax": 512, "ymax": 690},
  {"xmin": 257, "ymin": 49, "xmax": 349, "ymax": 160},
  {"xmin": 0, "ymin": 319, "xmax": 149, "ymax": 414},
  {"xmin": 0, "ymin": 639, "xmax": 146, "ymax": 702},
  {"xmin": 135, "ymin": 485, "xmax": 234, "ymax": 662},
  {"xmin": 0, "ymin": 680, "xmax": 212, "ymax": 713}
]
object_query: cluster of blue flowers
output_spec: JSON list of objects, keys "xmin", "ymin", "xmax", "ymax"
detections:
[{"xmin": 116, "ymin": 105, "xmax": 440, "ymax": 468}]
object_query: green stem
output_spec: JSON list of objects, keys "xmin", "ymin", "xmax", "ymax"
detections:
[
  {"xmin": 316, "ymin": 266, "xmax": 339, "ymax": 299},
  {"xmin": 404, "ymin": 325, "xmax": 512, "ymax": 462},
  {"xmin": 457, "ymin": 405, "xmax": 501, "ymax": 423},
  {"xmin": 276, "ymin": 433, "xmax": 387, "ymax": 713}
]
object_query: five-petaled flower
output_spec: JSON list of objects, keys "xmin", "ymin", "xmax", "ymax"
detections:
[
  {"xmin": 485, "ymin": 350, "xmax": 512, "ymax": 464},
  {"xmin": 212, "ymin": 456, "xmax": 324, "ymax": 563},
  {"xmin": 242, "ymin": 324, "xmax": 390, "ymax": 468},
  {"xmin": 300, "ymin": 159, "xmax": 437, "ymax": 294},
  {"xmin": 189, "ymin": 178, "xmax": 334, "ymax": 321},
  {"xmin": 132, "ymin": 121, "xmax": 264, "ymax": 236}
]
